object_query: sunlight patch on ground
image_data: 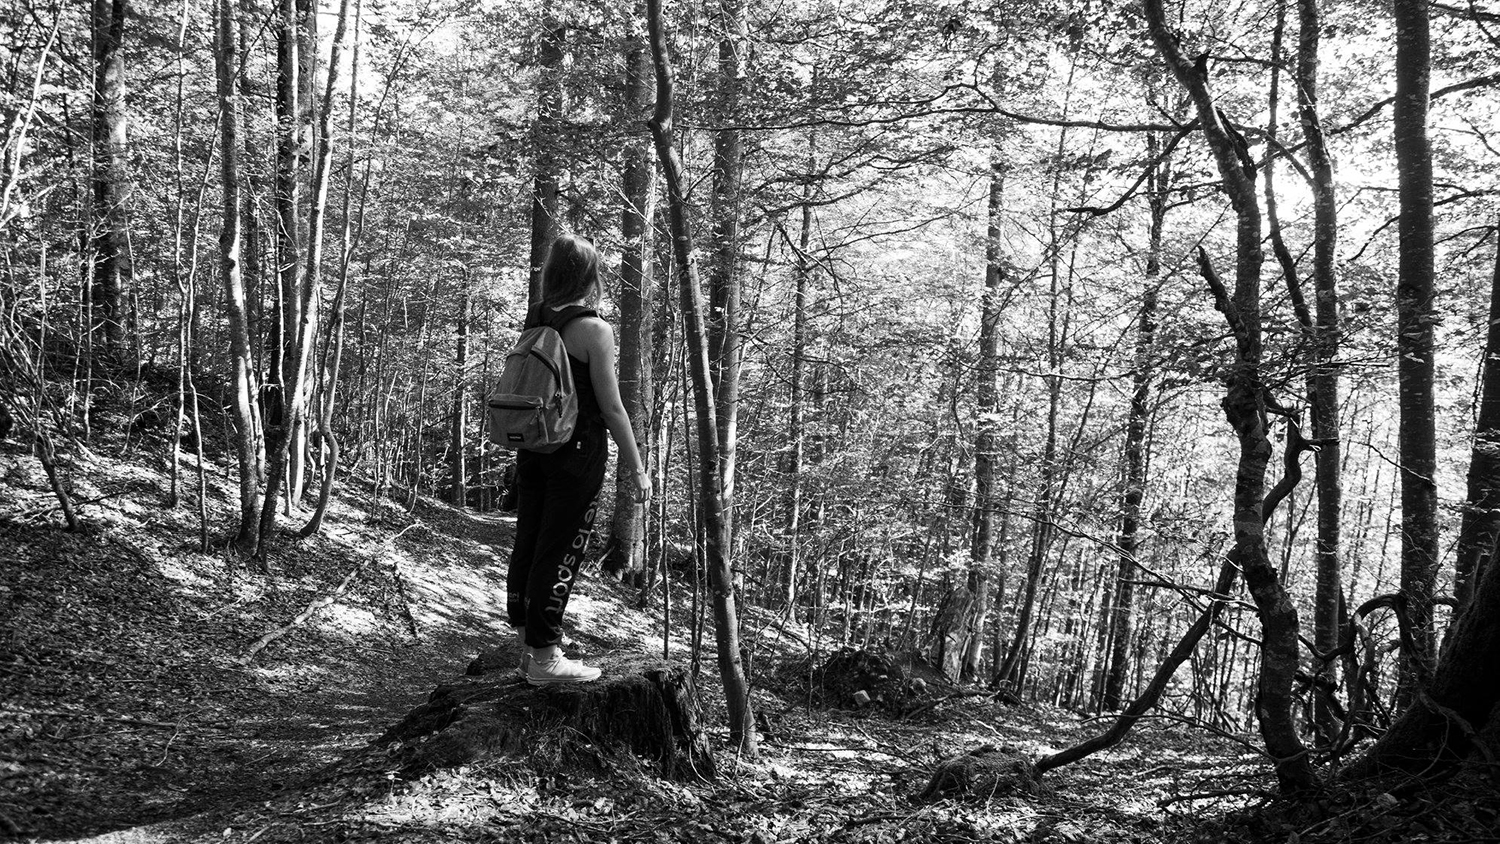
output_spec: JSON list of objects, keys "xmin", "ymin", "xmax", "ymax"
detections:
[
  {"xmin": 316, "ymin": 601, "xmax": 382, "ymax": 638},
  {"xmin": 398, "ymin": 549, "xmax": 508, "ymax": 635}
]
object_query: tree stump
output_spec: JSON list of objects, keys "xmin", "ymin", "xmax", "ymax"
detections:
[
  {"xmin": 375, "ymin": 652, "xmax": 715, "ymax": 781},
  {"xmin": 918, "ymin": 744, "xmax": 1039, "ymax": 801}
]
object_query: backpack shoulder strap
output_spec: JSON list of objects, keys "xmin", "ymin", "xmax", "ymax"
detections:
[{"xmin": 543, "ymin": 305, "xmax": 598, "ymax": 332}]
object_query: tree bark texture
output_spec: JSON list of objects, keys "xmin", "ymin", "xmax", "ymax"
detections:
[
  {"xmin": 708, "ymin": 0, "xmax": 746, "ymax": 545},
  {"xmin": 1392, "ymin": 0, "xmax": 1439, "ymax": 703},
  {"xmin": 527, "ymin": 20, "xmax": 565, "ymax": 308},
  {"xmin": 1145, "ymin": 0, "xmax": 1314, "ymax": 794},
  {"xmin": 215, "ymin": 0, "xmax": 264, "ymax": 556},
  {"xmin": 257, "ymin": 0, "xmax": 317, "ymax": 553},
  {"xmin": 90, "ymin": 0, "xmax": 130, "ymax": 355},
  {"xmin": 645, "ymin": 0, "xmax": 758, "ymax": 758},
  {"xmin": 381, "ymin": 660, "xmax": 716, "ymax": 781},
  {"xmin": 1455, "ymin": 215, "xmax": 1500, "ymax": 612},
  {"xmin": 1345, "ymin": 525, "xmax": 1500, "ymax": 778},
  {"xmin": 963, "ymin": 157, "xmax": 1006, "ymax": 683},
  {"xmin": 300, "ymin": 0, "xmax": 360, "ymax": 539},
  {"xmin": 605, "ymin": 6, "xmax": 655, "ymax": 579},
  {"xmin": 1296, "ymin": 0, "xmax": 1345, "ymax": 743}
]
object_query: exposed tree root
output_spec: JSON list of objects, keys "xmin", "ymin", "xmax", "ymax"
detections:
[{"xmin": 918, "ymin": 744, "xmax": 1039, "ymax": 802}]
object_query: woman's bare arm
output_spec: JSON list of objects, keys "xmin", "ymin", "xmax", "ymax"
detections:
[{"xmin": 570, "ymin": 317, "xmax": 651, "ymax": 500}]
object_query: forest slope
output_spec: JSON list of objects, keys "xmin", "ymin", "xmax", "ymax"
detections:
[{"xmin": 0, "ymin": 437, "xmax": 1480, "ymax": 844}]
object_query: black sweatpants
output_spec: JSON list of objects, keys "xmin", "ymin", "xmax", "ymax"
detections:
[{"xmin": 505, "ymin": 424, "xmax": 608, "ymax": 648}]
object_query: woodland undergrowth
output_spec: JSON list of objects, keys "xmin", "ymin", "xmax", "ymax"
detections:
[{"xmin": 1, "ymin": 416, "xmax": 1492, "ymax": 844}]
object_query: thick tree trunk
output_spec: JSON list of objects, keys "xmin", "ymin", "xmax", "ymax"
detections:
[
  {"xmin": 1392, "ymin": 0, "xmax": 1439, "ymax": 704},
  {"xmin": 1345, "ymin": 527, "xmax": 1500, "ymax": 778},
  {"xmin": 527, "ymin": 20, "xmax": 565, "ymax": 308},
  {"xmin": 605, "ymin": 5, "xmax": 655, "ymax": 579},
  {"xmin": 215, "ymin": 0, "xmax": 263, "ymax": 556},
  {"xmin": 645, "ymin": 0, "xmax": 758, "ymax": 758},
  {"xmin": 1455, "ymin": 216, "xmax": 1500, "ymax": 612},
  {"xmin": 90, "ymin": 0, "xmax": 130, "ymax": 356},
  {"xmin": 1145, "ymin": 0, "xmax": 1314, "ymax": 794}
]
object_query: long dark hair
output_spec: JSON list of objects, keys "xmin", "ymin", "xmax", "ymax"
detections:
[{"xmin": 540, "ymin": 234, "xmax": 601, "ymax": 307}]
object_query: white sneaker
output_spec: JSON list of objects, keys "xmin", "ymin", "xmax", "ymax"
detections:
[{"xmin": 527, "ymin": 653, "xmax": 602, "ymax": 686}]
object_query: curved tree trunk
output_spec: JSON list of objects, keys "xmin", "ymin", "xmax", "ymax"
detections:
[
  {"xmin": 1145, "ymin": 0, "xmax": 1314, "ymax": 795},
  {"xmin": 645, "ymin": 0, "xmax": 758, "ymax": 758}
]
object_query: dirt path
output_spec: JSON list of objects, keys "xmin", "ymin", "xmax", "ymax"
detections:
[{"xmin": 1, "ymin": 452, "xmax": 532, "ymax": 842}]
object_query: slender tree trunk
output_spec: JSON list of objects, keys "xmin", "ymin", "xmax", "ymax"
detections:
[
  {"xmin": 90, "ymin": 0, "xmax": 130, "ymax": 356},
  {"xmin": 1392, "ymin": 0, "xmax": 1439, "ymax": 705},
  {"xmin": 996, "ymin": 213, "xmax": 1063, "ymax": 692},
  {"xmin": 605, "ymin": 3, "xmax": 655, "ymax": 580},
  {"xmin": 286, "ymin": 0, "xmax": 321, "ymax": 503},
  {"xmin": 1455, "ymin": 216, "xmax": 1500, "ymax": 613},
  {"xmin": 239, "ymin": 0, "xmax": 265, "ymax": 383},
  {"xmin": 299, "ymin": 0, "xmax": 361, "ymax": 538},
  {"xmin": 1145, "ymin": 0, "xmax": 1314, "ymax": 794},
  {"xmin": 256, "ymin": 0, "xmax": 309, "ymax": 554},
  {"xmin": 781, "ymin": 140, "xmax": 815, "ymax": 620},
  {"xmin": 1296, "ymin": 0, "xmax": 1345, "ymax": 742},
  {"xmin": 645, "ymin": 0, "xmax": 757, "ymax": 758},
  {"xmin": 1105, "ymin": 144, "xmax": 1164, "ymax": 709},
  {"xmin": 168, "ymin": 0, "xmax": 191, "ymax": 508},
  {"xmin": 450, "ymin": 285, "xmax": 469, "ymax": 507},
  {"xmin": 964, "ymin": 156, "xmax": 1006, "ymax": 683},
  {"xmin": 216, "ymin": 0, "xmax": 263, "ymax": 556},
  {"xmin": 708, "ymin": 0, "xmax": 745, "ymax": 543},
  {"xmin": 527, "ymin": 20, "xmax": 565, "ymax": 307}
]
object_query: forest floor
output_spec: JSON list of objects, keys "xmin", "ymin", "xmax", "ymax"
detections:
[{"xmin": 1, "ymin": 433, "xmax": 1491, "ymax": 844}]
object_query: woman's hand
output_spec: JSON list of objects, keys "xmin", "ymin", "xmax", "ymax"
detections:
[{"xmin": 632, "ymin": 466, "xmax": 653, "ymax": 503}]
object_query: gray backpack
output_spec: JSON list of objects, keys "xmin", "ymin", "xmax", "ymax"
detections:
[{"xmin": 485, "ymin": 306, "xmax": 593, "ymax": 452}]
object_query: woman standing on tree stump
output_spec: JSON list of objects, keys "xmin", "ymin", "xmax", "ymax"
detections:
[{"xmin": 507, "ymin": 234, "xmax": 652, "ymax": 685}]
